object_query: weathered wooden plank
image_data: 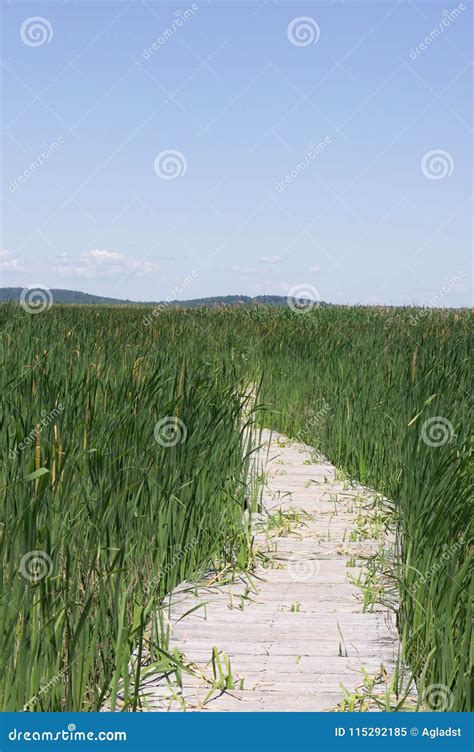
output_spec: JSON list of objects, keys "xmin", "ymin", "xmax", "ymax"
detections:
[{"xmin": 135, "ymin": 429, "xmax": 412, "ymax": 712}]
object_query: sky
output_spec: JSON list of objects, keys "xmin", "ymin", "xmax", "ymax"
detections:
[{"xmin": 1, "ymin": 0, "xmax": 472, "ymax": 305}]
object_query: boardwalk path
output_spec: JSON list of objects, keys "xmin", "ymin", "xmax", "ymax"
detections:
[{"xmin": 140, "ymin": 429, "xmax": 407, "ymax": 711}]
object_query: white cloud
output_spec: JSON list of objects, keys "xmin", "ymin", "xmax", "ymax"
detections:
[
  {"xmin": 0, "ymin": 250, "xmax": 23, "ymax": 271},
  {"xmin": 309, "ymin": 264, "xmax": 321, "ymax": 273},
  {"xmin": 56, "ymin": 249, "xmax": 159, "ymax": 279},
  {"xmin": 260, "ymin": 255, "xmax": 281, "ymax": 264},
  {"xmin": 88, "ymin": 249, "xmax": 124, "ymax": 262},
  {"xmin": 126, "ymin": 258, "xmax": 160, "ymax": 275}
]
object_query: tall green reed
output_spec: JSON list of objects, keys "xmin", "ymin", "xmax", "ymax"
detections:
[
  {"xmin": 1, "ymin": 304, "xmax": 257, "ymax": 711},
  {"xmin": 1, "ymin": 302, "xmax": 471, "ymax": 711}
]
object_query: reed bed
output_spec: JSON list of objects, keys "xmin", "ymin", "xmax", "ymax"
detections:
[
  {"xmin": 1, "ymin": 302, "xmax": 471, "ymax": 711},
  {"xmin": 242, "ymin": 305, "xmax": 472, "ymax": 712},
  {"xmin": 1, "ymin": 304, "xmax": 257, "ymax": 711}
]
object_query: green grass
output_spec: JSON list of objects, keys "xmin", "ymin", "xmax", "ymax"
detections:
[
  {"xmin": 0, "ymin": 304, "xmax": 258, "ymax": 711},
  {"xmin": 1, "ymin": 302, "xmax": 471, "ymax": 711},
  {"xmin": 245, "ymin": 305, "xmax": 472, "ymax": 711}
]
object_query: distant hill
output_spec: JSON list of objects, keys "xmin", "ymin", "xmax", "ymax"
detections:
[
  {"xmin": 0, "ymin": 288, "xmax": 319, "ymax": 308},
  {"xmin": 0, "ymin": 288, "xmax": 134, "ymax": 305}
]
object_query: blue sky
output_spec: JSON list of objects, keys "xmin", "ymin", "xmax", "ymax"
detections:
[{"xmin": 1, "ymin": 0, "xmax": 472, "ymax": 305}]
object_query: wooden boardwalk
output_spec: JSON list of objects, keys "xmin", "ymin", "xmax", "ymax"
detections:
[{"xmin": 137, "ymin": 429, "xmax": 410, "ymax": 711}]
